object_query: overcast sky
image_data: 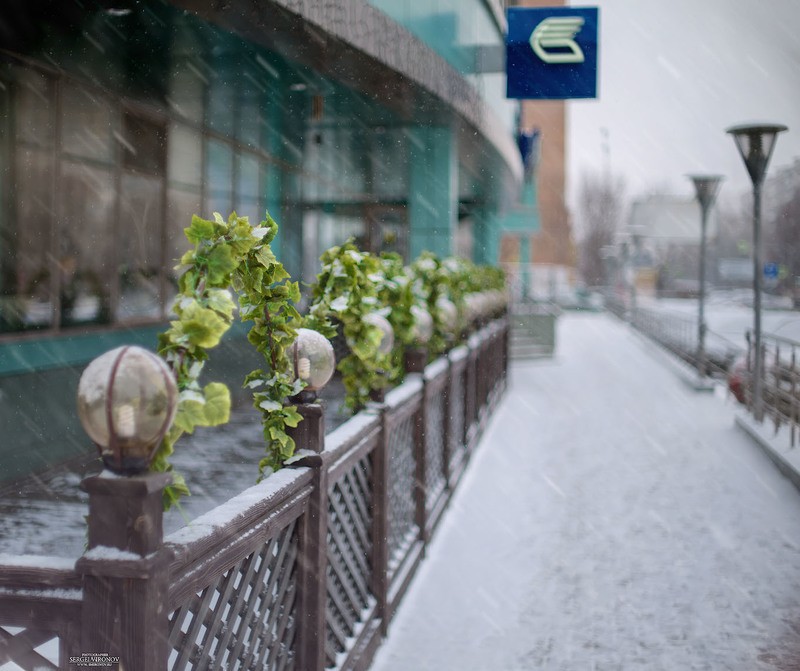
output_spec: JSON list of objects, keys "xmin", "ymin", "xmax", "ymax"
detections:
[{"xmin": 566, "ymin": 0, "xmax": 800, "ymax": 213}]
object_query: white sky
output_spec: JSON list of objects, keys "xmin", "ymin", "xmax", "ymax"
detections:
[{"xmin": 566, "ymin": 0, "xmax": 800, "ymax": 211}]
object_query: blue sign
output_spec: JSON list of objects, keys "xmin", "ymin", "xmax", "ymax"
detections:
[
  {"xmin": 506, "ymin": 6, "xmax": 599, "ymax": 100},
  {"xmin": 764, "ymin": 262, "xmax": 779, "ymax": 279}
]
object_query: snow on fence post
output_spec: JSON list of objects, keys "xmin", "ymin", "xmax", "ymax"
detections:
[
  {"xmin": 76, "ymin": 472, "xmax": 173, "ymax": 671},
  {"xmin": 286, "ymin": 402, "xmax": 328, "ymax": 671}
]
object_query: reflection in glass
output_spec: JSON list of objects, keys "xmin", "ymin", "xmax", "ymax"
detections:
[
  {"xmin": 14, "ymin": 66, "xmax": 55, "ymax": 148},
  {"xmin": 61, "ymin": 83, "xmax": 113, "ymax": 164},
  {"xmin": 59, "ymin": 161, "xmax": 114, "ymax": 326},
  {"xmin": 1, "ymin": 148, "xmax": 55, "ymax": 332},
  {"xmin": 235, "ymin": 153, "xmax": 261, "ymax": 220},
  {"xmin": 205, "ymin": 139, "xmax": 233, "ymax": 216},
  {"xmin": 168, "ymin": 123, "xmax": 202, "ymax": 188},
  {"xmin": 118, "ymin": 173, "xmax": 164, "ymax": 321},
  {"xmin": 166, "ymin": 187, "xmax": 202, "ymax": 314}
]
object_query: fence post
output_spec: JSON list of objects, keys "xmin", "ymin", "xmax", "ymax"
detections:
[
  {"xmin": 287, "ymin": 403, "xmax": 328, "ymax": 671},
  {"xmin": 372, "ymin": 402, "xmax": 390, "ymax": 635},
  {"xmin": 441, "ymin": 357, "xmax": 453, "ymax": 490},
  {"xmin": 76, "ymin": 472, "xmax": 173, "ymax": 671},
  {"xmin": 412, "ymin": 366, "xmax": 429, "ymax": 547},
  {"xmin": 465, "ymin": 333, "xmax": 478, "ymax": 450}
]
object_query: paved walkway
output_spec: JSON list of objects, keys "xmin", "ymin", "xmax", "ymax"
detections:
[{"xmin": 370, "ymin": 312, "xmax": 800, "ymax": 671}]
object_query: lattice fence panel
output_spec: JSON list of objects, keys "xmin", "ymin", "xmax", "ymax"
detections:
[
  {"xmin": 386, "ymin": 411, "xmax": 418, "ymax": 573},
  {"xmin": 424, "ymin": 389, "xmax": 447, "ymax": 511},
  {"xmin": 324, "ymin": 456, "xmax": 374, "ymax": 668},
  {"xmin": 449, "ymin": 368, "xmax": 466, "ymax": 471},
  {"xmin": 0, "ymin": 626, "xmax": 60, "ymax": 670},
  {"xmin": 168, "ymin": 521, "xmax": 299, "ymax": 671}
]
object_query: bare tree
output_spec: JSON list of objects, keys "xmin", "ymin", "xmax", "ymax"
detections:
[{"xmin": 576, "ymin": 171, "xmax": 626, "ymax": 286}]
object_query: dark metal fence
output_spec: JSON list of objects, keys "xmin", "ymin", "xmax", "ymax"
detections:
[
  {"xmin": 627, "ymin": 306, "xmax": 743, "ymax": 378},
  {"xmin": 0, "ymin": 316, "xmax": 509, "ymax": 671}
]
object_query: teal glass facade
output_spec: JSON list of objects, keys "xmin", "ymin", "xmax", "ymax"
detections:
[{"xmin": 0, "ymin": 0, "xmax": 521, "ymax": 481}]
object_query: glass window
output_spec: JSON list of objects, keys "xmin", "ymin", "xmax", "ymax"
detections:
[
  {"xmin": 14, "ymin": 66, "xmax": 55, "ymax": 148},
  {"xmin": 166, "ymin": 187, "xmax": 202, "ymax": 314},
  {"xmin": 167, "ymin": 123, "xmax": 203, "ymax": 188},
  {"xmin": 121, "ymin": 113, "xmax": 166, "ymax": 176},
  {"xmin": 371, "ymin": 128, "xmax": 408, "ymax": 199},
  {"xmin": 234, "ymin": 153, "xmax": 261, "ymax": 219},
  {"xmin": 61, "ymin": 83, "xmax": 113, "ymax": 164},
  {"xmin": 58, "ymin": 161, "xmax": 115, "ymax": 327},
  {"xmin": 118, "ymin": 173, "xmax": 164, "ymax": 321},
  {"xmin": 206, "ymin": 67, "xmax": 236, "ymax": 137},
  {"xmin": 1, "ymin": 147, "xmax": 55, "ymax": 332},
  {"xmin": 205, "ymin": 139, "xmax": 232, "ymax": 216}
]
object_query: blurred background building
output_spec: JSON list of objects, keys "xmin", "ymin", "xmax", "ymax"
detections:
[
  {"xmin": 499, "ymin": 0, "xmax": 576, "ymax": 302},
  {"xmin": 0, "ymin": 0, "xmax": 523, "ymax": 481}
]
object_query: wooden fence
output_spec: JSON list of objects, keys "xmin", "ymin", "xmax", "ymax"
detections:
[{"xmin": 0, "ymin": 316, "xmax": 509, "ymax": 671}]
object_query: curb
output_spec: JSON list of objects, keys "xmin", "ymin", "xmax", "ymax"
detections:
[
  {"xmin": 735, "ymin": 411, "xmax": 800, "ymax": 493},
  {"xmin": 629, "ymin": 327, "xmax": 717, "ymax": 393}
]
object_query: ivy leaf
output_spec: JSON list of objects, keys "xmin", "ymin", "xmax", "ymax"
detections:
[
  {"xmin": 206, "ymin": 244, "xmax": 237, "ymax": 285},
  {"xmin": 282, "ymin": 405, "xmax": 303, "ymax": 428},
  {"xmin": 202, "ymin": 382, "xmax": 231, "ymax": 426},
  {"xmin": 185, "ymin": 215, "xmax": 215, "ymax": 244},
  {"xmin": 207, "ymin": 288, "xmax": 237, "ymax": 319},
  {"xmin": 173, "ymin": 399, "xmax": 206, "ymax": 434},
  {"xmin": 179, "ymin": 302, "xmax": 229, "ymax": 348},
  {"xmin": 255, "ymin": 245, "xmax": 278, "ymax": 268}
]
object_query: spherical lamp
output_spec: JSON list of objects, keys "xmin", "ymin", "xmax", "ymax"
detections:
[{"xmin": 77, "ymin": 346, "xmax": 178, "ymax": 475}]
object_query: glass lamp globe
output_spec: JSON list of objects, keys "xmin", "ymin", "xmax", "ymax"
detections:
[
  {"xmin": 410, "ymin": 305, "xmax": 434, "ymax": 345},
  {"xmin": 77, "ymin": 346, "xmax": 178, "ymax": 475},
  {"xmin": 291, "ymin": 328, "xmax": 336, "ymax": 393},
  {"xmin": 364, "ymin": 313, "xmax": 395, "ymax": 355},
  {"xmin": 436, "ymin": 297, "xmax": 458, "ymax": 333}
]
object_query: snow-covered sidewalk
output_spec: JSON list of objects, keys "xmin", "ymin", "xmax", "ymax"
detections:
[{"xmin": 370, "ymin": 312, "xmax": 800, "ymax": 671}]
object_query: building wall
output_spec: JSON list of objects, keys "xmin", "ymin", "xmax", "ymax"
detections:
[{"xmin": 0, "ymin": 0, "xmax": 521, "ymax": 482}]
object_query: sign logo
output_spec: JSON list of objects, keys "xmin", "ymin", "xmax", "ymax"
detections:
[
  {"xmin": 506, "ymin": 6, "xmax": 599, "ymax": 100},
  {"xmin": 530, "ymin": 17, "xmax": 586, "ymax": 64}
]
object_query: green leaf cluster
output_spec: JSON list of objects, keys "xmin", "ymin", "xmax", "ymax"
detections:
[
  {"xmin": 234, "ymin": 212, "xmax": 307, "ymax": 480},
  {"xmin": 305, "ymin": 241, "xmax": 395, "ymax": 411},
  {"xmin": 154, "ymin": 211, "xmax": 307, "ymax": 507}
]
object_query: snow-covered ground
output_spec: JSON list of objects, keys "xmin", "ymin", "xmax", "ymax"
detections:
[{"xmin": 370, "ymin": 312, "xmax": 800, "ymax": 671}]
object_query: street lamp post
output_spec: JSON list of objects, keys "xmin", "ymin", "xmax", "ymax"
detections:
[
  {"xmin": 687, "ymin": 175, "xmax": 723, "ymax": 379},
  {"xmin": 726, "ymin": 122, "xmax": 788, "ymax": 420}
]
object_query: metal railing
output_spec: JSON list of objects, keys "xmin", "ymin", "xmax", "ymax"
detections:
[
  {"xmin": 628, "ymin": 306, "xmax": 743, "ymax": 378},
  {"xmin": 744, "ymin": 330, "xmax": 800, "ymax": 446},
  {"xmin": 0, "ymin": 317, "xmax": 509, "ymax": 671}
]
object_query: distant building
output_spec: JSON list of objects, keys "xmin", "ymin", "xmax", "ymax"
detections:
[
  {"xmin": 0, "ymin": 0, "xmax": 521, "ymax": 482},
  {"xmin": 626, "ymin": 194, "xmax": 717, "ymax": 296}
]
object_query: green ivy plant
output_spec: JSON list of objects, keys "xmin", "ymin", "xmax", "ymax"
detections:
[
  {"xmin": 377, "ymin": 252, "xmax": 416, "ymax": 385},
  {"xmin": 155, "ymin": 211, "xmax": 304, "ymax": 507},
  {"xmin": 305, "ymin": 241, "xmax": 393, "ymax": 412},
  {"xmin": 235, "ymin": 213, "xmax": 306, "ymax": 480},
  {"xmin": 409, "ymin": 252, "xmax": 455, "ymax": 356}
]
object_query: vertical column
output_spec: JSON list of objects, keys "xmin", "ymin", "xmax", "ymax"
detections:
[
  {"xmin": 472, "ymin": 206, "xmax": 501, "ymax": 266},
  {"xmin": 408, "ymin": 126, "xmax": 457, "ymax": 259}
]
